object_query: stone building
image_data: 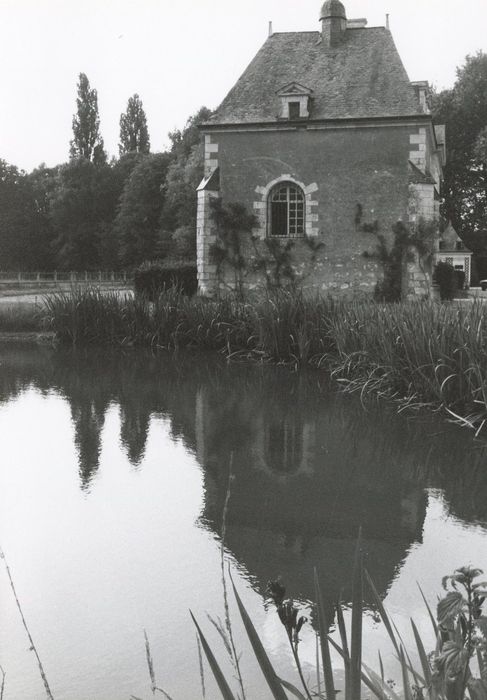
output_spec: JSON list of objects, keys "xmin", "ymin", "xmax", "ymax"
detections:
[
  {"xmin": 196, "ymin": 0, "xmax": 445, "ymax": 298},
  {"xmin": 434, "ymin": 221, "xmax": 473, "ymax": 288}
]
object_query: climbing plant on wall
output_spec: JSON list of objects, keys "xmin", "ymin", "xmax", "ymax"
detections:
[
  {"xmin": 210, "ymin": 199, "xmax": 325, "ymax": 295},
  {"xmin": 364, "ymin": 219, "xmax": 437, "ymax": 301},
  {"xmin": 209, "ymin": 200, "xmax": 258, "ymax": 297}
]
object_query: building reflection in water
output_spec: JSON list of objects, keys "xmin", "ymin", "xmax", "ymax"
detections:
[{"xmin": 2, "ymin": 345, "xmax": 487, "ymax": 616}]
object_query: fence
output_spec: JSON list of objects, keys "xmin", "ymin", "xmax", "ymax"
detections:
[{"xmin": 0, "ymin": 271, "xmax": 132, "ymax": 285}]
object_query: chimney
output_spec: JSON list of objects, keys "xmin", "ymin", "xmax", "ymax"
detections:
[
  {"xmin": 320, "ymin": 0, "xmax": 347, "ymax": 48},
  {"xmin": 268, "ymin": 21, "xmax": 273, "ymax": 37}
]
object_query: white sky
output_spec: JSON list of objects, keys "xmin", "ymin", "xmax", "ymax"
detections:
[{"xmin": 0, "ymin": 0, "xmax": 486, "ymax": 172}]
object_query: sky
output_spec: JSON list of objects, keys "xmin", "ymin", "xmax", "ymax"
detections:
[{"xmin": 0, "ymin": 0, "xmax": 486, "ymax": 173}]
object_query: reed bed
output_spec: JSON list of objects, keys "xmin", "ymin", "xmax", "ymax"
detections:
[
  {"xmin": 43, "ymin": 288, "xmax": 487, "ymax": 430},
  {"xmin": 326, "ymin": 299, "xmax": 487, "ymax": 427},
  {"xmin": 0, "ymin": 302, "xmax": 45, "ymax": 333}
]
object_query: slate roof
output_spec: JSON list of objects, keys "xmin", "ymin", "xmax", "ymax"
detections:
[{"xmin": 207, "ymin": 28, "xmax": 422, "ymax": 125}]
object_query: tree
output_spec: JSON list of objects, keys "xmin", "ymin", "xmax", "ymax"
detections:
[
  {"xmin": 51, "ymin": 159, "xmax": 122, "ymax": 269},
  {"xmin": 119, "ymin": 94, "xmax": 150, "ymax": 155},
  {"xmin": 433, "ymin": 52, "xmax": 487, "ymax": 249},
  {"xmin": 115, "ymin": 153, "xmax": 171, "ymax": 267},
  {"xmin": 70, "ymin": 73, "xmax": 106, "ymax": 164},
  {"xmin": 25, "ymin": 164, "xmax": 59, "ymax": 270},
  {"xmin": 0, "ymin": 160, "xmax": 32, "ymax": 269},
  {"xmin": 158, "ymin": 106, "xmax": 212, "ymax": 259}
]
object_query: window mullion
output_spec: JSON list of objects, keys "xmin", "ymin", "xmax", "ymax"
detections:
[{"xmin": 287, "ymin": 185, "xmax": 290, "ymax": 237}]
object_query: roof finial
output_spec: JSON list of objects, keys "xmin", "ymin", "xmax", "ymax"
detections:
[
  {"xmin": 386, "ymin": 13, "xmax": 390, "ymax": 30},
  {"xmin": 268, "ymin": 21, "xmax": 273, "ymax": 37}
]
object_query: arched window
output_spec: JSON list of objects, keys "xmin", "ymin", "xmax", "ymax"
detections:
[{"xmin": 268, "ymin": 182, "xmax": 305, "ymax": 238}]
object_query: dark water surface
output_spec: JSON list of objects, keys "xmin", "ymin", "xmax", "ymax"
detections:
[{"xmin": 1, "ymin": 346, "xmax": 487, "ymax": 699}]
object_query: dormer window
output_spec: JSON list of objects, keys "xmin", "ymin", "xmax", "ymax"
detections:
[{"xmin": 276, "ymin": 82, "xmax": 313, "ymax": 120}]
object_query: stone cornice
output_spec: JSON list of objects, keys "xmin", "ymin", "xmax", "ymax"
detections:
[{"xmin": 200, "ymin": 113, "xmax": 433, "ymax": 133}]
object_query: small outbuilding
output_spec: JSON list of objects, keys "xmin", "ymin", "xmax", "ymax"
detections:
[{"xmin": 434, "ymin": 222, "xmax": 473, "ymax": 288}]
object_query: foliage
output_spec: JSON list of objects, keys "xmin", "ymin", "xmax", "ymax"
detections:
[
  {"xmin": 372, "ymin": 220, "xmax": 437, "ymax": 301},
  {"xmin": 433, "ymin": 261, "xmax": 458, "ymax": 301},
  {"xmin": 253, "ymin": 238, "xmax": 297, "ymax": 289},
  {"xmin": 210, "ymin": 200, "xmax": 258, "ymax": 296},
  {"xmin": 159, "ymin": 106, "xmax": 212, "ymax": 257},
  {"xmin": 189, "ymin": 556, "xmax": 487, "ymax": 700},
  {"xmin": 119, "ymin": 93, "xmax": 150, "ymax": 156},
  {"xmin": 167, "ymin": 106, "xmax": 213, "ymax": 160},
  {"xmin": 434, "ymin": 566, "xmax": 487, "ymax": 698},
  {"xmin": 0, "ymin": 160, "xmax": 62, "ymax": 270},
  {"xmin": 133, "ymin": 261, "xmax": 197, "ymax": 300},
  {"xmin": 25, "ymin": 164, "xmax": 59, "ymax": 270},
  {"xmin": 0, "ymin": 160, "xmax": 36, "ymax": 269},
  {"xmin": 0, "ymin": 303, "xmax": 45, "ymax": 332},
  {"xmin": 50, "ymin": 158, "xmax": 122, "ymax": 269},
  {"xmin": 115, "ymin": 152, "xmax": 171, "ymax": 267},
  {"xmin": 70, "ymin": 73, "xmax": 106, "ymax": 164},
  {"xmin": 267, "ymin": 580, "xmax": 312, "ymax": 698},
  {"xmin": 433, "ymin": 52, "xmax": 487, "ymax": 246},
  {"xmin": 354, "ymin": 203, "xmax": 379, "ymax": 234},
  {"xmin": 210, "ymin": 199, "xmax": 326, "ymax": 294},
  {"xmin": 0, "ymin": 103, "xmax": 212, "ymax": 271}
]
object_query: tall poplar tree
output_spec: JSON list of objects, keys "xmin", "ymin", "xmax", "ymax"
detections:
[
  {"xmin": 70, "ymin": 73, "xmax": 106, "ymax": 164},
  {"xmin": 119, "ymin": 94, "xmax": 150, "ymax": 155}
]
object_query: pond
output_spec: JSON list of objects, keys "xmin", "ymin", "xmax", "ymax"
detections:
[{"xmin": 1, "ymin": 346, "xmax": 487, "ymax": 699}]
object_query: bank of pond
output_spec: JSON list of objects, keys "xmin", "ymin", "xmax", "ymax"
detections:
[{"xmin": 19, "ymin": 287, "xmax": 483, "ymax": 434}]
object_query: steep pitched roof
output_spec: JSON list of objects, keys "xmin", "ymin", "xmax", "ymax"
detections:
[{"xmin": 207, "ymin": 28, "xmax": 422, "ymax": 125}]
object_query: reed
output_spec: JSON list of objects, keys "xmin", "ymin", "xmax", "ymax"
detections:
[
  {"xmin": 0, "ymin": 547, "xmax": 54, "ymax": 699},
  {"xmin": 44, "ymin": 288, "xmax": 487, "ymax": 432},
  {"xmin": 0, "ymin": 302, "xmax": 45, "ymax": 332},
  {"xmin": 189, "ymin": 553, "xmax": 487, "ymax": 700},
  {"xmin": 0, "ymin": 664, "xmax": 5, "ymax": 700}
]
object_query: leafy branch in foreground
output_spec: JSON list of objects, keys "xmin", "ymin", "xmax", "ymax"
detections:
[{"xmin": 435, "ymin": 566, "xmax": 487, "ymax": 698}]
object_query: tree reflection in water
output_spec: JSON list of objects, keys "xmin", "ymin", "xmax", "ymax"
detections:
[{"xmin": 1, "ymin": 345, "xmax": 487, "ymax": 615}]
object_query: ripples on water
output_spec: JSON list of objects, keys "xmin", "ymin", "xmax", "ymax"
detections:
[{"xmin": 0, "ymin": 346, "xmax": 487, "ymax": 698}]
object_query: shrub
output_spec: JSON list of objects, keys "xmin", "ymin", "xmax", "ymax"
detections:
[
  {"xmin": 433, "ymin": 261, "xmax": 457, "ymax": 300},
  {"xmin": 134, "ymin": 261, "xmax": 197, "ymax": 300},
  {"xmin": 455, "ymin": 268, "xmax": 466, "ymax": 290}
]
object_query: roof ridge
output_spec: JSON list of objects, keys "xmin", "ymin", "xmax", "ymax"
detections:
[
  {"xmin": 270, "ymin": 26, "xmax": 386, "ymax": 35},
  {"xmin": 270, "ymin": 31, "xmax": 319, "ymax": 35}
]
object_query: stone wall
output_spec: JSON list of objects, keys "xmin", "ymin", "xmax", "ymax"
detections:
[{"xmin": 197, "ymin": 122, "xmax": 434, "ymax": 297}]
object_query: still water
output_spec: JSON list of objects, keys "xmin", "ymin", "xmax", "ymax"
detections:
[{"xmin": 1, "ymin": 346, "xmax": 487, "ymax": 699}]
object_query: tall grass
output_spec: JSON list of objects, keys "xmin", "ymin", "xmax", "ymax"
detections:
[
  {"xmin": 43, "ymin": 288, "xmax": 335, "ymax": 362},
  {"xmin": 326, "ymin": 299, "xmax": 487, "ymax": 428},
  {"xmin": 44, "ymin": 288, "xmax": 487, "ymax": 431},
  {"xmin": 0, "ymin": 302, "xmax": 45, "ymax": 333}
]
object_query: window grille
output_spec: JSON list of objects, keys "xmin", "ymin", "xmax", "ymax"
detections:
[{"xmin": 268, "ymin": 182, "xmax": 305, "ymax": 238}]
